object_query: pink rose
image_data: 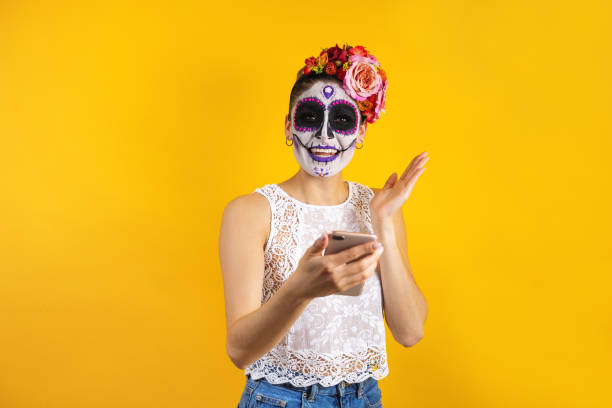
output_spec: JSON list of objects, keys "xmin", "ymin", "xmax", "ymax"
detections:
[
  {"xmin": 343, "ymin": 60, "xmax": 382, "ymax": 101},
  {"xmin": 374, "ymin": 80, "xmax": 388, "ymax": 118},
  {"xmin": 349, "ymin": 54, "xmax": 380, "ymax": 67}
]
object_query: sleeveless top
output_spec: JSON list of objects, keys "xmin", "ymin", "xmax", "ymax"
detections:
[{"xmin": 245, "ymin": 180, "xmax": 389, "ymax": 387}]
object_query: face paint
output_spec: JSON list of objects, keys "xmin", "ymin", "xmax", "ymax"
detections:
[{"xmin": 290, "ymin": 80, "xmax": 360, "ymax": 178}]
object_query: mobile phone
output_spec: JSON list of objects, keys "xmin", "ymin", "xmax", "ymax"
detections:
[{"xmin": 323, "ymin": 230, "xmax": 378, "ymax": 296}]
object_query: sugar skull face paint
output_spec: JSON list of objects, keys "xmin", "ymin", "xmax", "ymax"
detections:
[{"xmin": 289, "ymin": 80, "xmax": 360, "ymax": 178}]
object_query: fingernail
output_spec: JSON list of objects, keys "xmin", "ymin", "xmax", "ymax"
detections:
[{"xmin": 373, "ymin": 242, "xmax": 382, "ymax": 249}]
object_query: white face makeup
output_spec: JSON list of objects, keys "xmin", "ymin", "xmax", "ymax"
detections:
[{"xmin": 289, "ymin": 80, "xmax": 361, "ymax": 178}]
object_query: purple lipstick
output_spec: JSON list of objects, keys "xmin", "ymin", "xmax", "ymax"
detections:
[{"xmin": 308, "ymin": 145, "xmax": 339, "ymax": 162}]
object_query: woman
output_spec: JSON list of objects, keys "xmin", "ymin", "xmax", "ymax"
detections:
[{"xmin": 219, "ymin": 43, "xmax": 429, "ymax": 408}]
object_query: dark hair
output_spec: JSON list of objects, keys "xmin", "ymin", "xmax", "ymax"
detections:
[{"xmin": 288, "ymin": 73, "xmax": 362, "ymax": 127}]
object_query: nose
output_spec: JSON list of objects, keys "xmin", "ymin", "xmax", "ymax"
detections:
[
  {"xmin": 314, "ymin": 110, "xmax": 335, "ymax": 139},
  {"xmin": 314, "ymin": 122, "xmax": 334, "ymax": 139},
  {"xmin": 326, "ymin": 121, "xmax": 334, "ymax": 139}
]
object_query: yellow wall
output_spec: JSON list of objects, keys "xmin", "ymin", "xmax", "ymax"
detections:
[{"xmin": 1, "ymin": 1, "xmax": 610, "ymax": 407}]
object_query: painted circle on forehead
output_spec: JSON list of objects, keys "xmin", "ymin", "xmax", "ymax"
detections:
[{"xmin": 322, "ymin": 85, "xmax": 335, "ymax": 99}]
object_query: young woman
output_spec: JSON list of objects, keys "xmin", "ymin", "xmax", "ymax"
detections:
[{"xmin": 219, "ymin": 43, "xmax": 429, "ymax": 408}]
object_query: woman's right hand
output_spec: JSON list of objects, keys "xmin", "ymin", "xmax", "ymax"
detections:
[{"xmin": 286, "ymin": 232, "xmax": 384, "ymax": 301}]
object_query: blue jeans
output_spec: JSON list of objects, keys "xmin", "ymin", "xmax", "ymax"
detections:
[{"xmin": 237, "ymin": 374, "xmax": 383, "ymax": 407}]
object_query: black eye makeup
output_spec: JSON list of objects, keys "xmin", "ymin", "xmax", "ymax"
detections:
[
  {"xmin": 328, "ymin": 99, "xmax": 358, "ymax": 134},
  {"xmin": 294, "ymin": 97, "xmax": 325, "ymax": 132}
]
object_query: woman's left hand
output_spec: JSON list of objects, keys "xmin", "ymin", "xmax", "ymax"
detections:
[{"xmin": 370, "ymin": 151, "xmax": 429, "ymax": 222}]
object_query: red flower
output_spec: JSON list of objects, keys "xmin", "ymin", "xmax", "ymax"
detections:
[
  {"xmin": 367, "ymin": 93, "xmax": 377, "ymax": 103},
  {"xmin": 349, "ymin": 45, "xmax": 368, "ymax": 57},
  {"xmin": 305, "ymin": 57, "xmax": 317, "ymax": 66},
  {"xmin": 327, "ymin": 44, "xmax": 342, "ymax": 61},
  {"xmin": 325, "ymin": 62, "xmax": 337, "ymax": 75},
  {"xmin": 303, "ymin": 65, "xmax": 313, "ymax": 75},
  {"xmin": 338, "ymin": 49, "xmax": 348, "ymax": 63},
  {"xmin": 336, "ymin": 67, "xmax": 347, "ymax": 80},
  {"xmin": 364, "ymin": 110, "xmax": 376, "ymax": 124}
]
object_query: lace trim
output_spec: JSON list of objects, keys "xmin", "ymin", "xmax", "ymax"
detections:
[{"xmin": 244, "ymin": 345, "xmax": 389, "ymax": 387}]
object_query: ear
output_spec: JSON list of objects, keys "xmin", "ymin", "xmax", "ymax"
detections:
[
  {"xmin": 356, "ymin": 120, "xmax": 368, "ymax": 144},
  {"xmin": 285, "ymin": 113, "xmax": 292, "ymax": 142}
]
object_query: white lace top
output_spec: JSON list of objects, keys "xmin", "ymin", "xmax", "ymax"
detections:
[{"xmin": 245, "ymin": 180, "xmax": 389, "ymax": 387}]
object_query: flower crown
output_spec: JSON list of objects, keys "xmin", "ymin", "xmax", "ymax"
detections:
[{"xmin": 298, "ymin": 43, "xmax": 388, "ymax": 125}]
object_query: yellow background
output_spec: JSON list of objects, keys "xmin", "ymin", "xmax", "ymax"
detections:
[{"xmin": 1, "ymin": 1, "xmax": 610, "ymax": 407}]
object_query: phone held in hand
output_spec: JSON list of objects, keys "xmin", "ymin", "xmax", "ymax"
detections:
[{"xmin": 323, "ymin": 230, "xmax": 378, "ymax": 296}]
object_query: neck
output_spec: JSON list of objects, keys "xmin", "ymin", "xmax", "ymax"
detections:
[{"xmin": 280, "ymin": 168, "xmax": 348, "ymax": 206}]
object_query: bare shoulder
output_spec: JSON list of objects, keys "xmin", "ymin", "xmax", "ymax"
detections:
[
  {"xmin": 223, "ymin": 191, "xmax": 269, "ymax": 218},
  {"xmin": 219, "ymin": 191, "xmax": 271, "ymax": 336},
  {"xmin": 221, "ymin": 191, "xmax": 271, "ymax": 249}
]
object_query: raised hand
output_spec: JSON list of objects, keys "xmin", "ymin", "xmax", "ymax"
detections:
[{"xmin": 370, "ymin": 151, "xmax": 429, "ymax": 222}]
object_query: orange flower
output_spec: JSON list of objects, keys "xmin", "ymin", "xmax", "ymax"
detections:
[
  {"xmin": 325, "ymin": 62, "xmax": 337, "ymax": 75},
  {"xmin": 377, "ymin": 67, "xmax": 387, "ymax": 82},
  {"xmin": 317, "ymin": 52, "xmax": 328, "ymax": 67},
  {"xmin": 358, "ymin": 100, "xmax": 373, "ymax": 111}
]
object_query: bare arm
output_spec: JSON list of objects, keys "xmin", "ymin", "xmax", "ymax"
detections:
[
  {"xmin": 371, "ymin": 194, "xmax": 428, "ymax": 347},
  {"xmin": 368, "ymin": 152, "xmax": 429, "ymax": 347},
  {"xmin": 219, "ymin": 193, "xmax": 312, "ymax": 369}
]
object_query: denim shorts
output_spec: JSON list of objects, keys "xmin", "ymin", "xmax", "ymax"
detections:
[{"xmin": 237, "ymin": 374, "xmax": 383, "ymax": 408}]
